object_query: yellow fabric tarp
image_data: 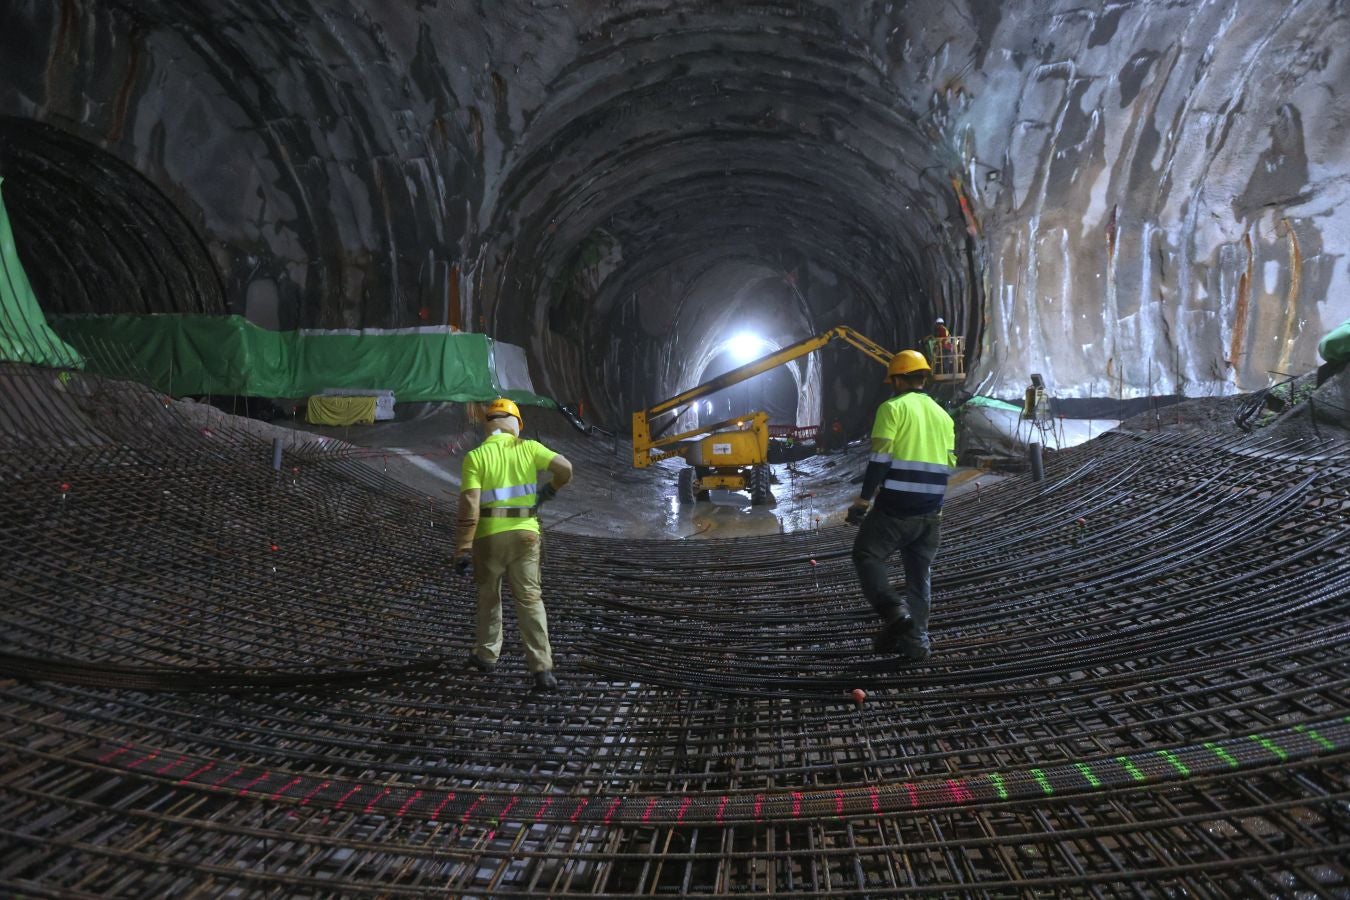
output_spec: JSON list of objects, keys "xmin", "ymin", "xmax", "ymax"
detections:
[{"xmin": 306, "ymin": 395, "xmax": 377, "ymax": 426}]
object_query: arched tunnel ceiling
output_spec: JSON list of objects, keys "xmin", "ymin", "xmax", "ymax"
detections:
[{"xmin": 0, "ymin": 0, "xmax": 1347, "ymax": 430}]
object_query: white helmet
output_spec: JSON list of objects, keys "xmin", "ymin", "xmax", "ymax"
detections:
[{"xmin": 935, "ymin": 317, "xmax": 945, "ymax": 324}]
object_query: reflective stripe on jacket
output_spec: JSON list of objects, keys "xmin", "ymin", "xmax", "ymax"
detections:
[
  {"xmin": 460, "ymin": 432, "xmax": 557, "ymax": 538},
  {"xmin": 869, "ymin": 392, "xmax": 956, "ymax": 516}
]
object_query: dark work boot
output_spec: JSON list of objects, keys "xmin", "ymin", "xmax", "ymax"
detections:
[
  {"xmin": 532, "ymin": 670, "xmax": 558, "ymax": 693},
  {"xmin": 871, "ymin": 608, "xmax": 912, "ymax": 654},
  {"xmin": 467, "ymin": 652, "xmax": 497, "ymax": 673},
  {"xmin": 894, "ymin": 647, "xmax": 932, "ymax": 666}
]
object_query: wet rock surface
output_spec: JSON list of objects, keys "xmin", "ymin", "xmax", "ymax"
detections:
[{"xmin": 3, "ymin": 1, "xmax": 1346, "ymax": 434}]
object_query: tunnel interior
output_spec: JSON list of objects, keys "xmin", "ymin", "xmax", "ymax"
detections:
[
  {"xmin": 1, "ymin": 1, "xmax": 1348, "ymax": 895},
  {"xmin": 4, "ymin": 1, "xmax": 1341, "ymax": 432}
]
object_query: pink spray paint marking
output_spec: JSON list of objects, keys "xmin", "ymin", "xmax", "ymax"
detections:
[
  {"xmin": 461, "ymin": 796, "xmax": 483, "ymax": 824},
  {"xmin": 641, "ymin": 797, "xmax": 658, "ymax": 823},
  {"xmin": 239, "ymin": 771, "xmax": 272, "ymax": 795},
  {"xmin": 568, "ymin": 798, "xmax": 588, "ymax": 824},
  {"xmin": 213, "ymin": 767, "xmax": 245, "ymax": 789},
  {"xmin": 127, "ymin": 751, "xmax": 159, "ymax": 770},
  {"xmin": 362, "ymin": 788, "xmax": 391, "ymax": 815},
  {"xmin": 716, "ymin": 796, "xmax": 729, "ymax": 823},
  {"xmin": 676, "ymin": 796, "xmax": 692, "ymax": 823},
  {"xmin": 603, "ymin": 798, "xmax": 622, "ymax": 825},
  {"xmin": 178, "ymin": 761, "xmax": 216, "ymax": 785},
  {"xmin": 156, "ymin": 755, "xmax": 190, "ymax": 776},
  {"xmin": 98, "ymin": 745, "xmax": 131, "ymax": 765},
  {"xmin": 430, "ymin": 792, "xmax": 456, "ymax": 822},
  {"xmin": 334, "ymin": 785, "xmax": 363, "ymax": 811},
  {"xmin": 271, "ymin": 777, "xmax": 304, "ymax": 801},
  {"xmin": 791, "ymin": 792, "xmax": 803, "ymax": 818},
  {"xmin": 396, "ymin": 791, "xmax": 423, "ymax": 818},
  {"xmin": 299, "ymin": 780, "xmax": 331, "ymax": 807}
]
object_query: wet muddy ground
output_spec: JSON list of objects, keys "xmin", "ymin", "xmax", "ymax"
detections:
[{"xmin": 270, "ymin": 403, "xmax": 998, "ymax": 540}]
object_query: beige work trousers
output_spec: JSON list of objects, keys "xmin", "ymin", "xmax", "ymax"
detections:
[{"xmin": 472, "ymin": 529, "xmax": 554, "ymax": 672}]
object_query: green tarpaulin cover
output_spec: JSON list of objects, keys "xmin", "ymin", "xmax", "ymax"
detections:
[
  {"xmin": 1320, "ymin": 320, "xmax": 1350, "ymax": 365},
  {"xmin": 0, "ymin": 178, "xmax": 83, "ymax": 368},
  {"xmin": 962, "ymin": 395, "xmax": 1023, "ymax": 413},
  {"xmin": 52, "ymin": 313, "xmax": 553, "ymax": 407}
]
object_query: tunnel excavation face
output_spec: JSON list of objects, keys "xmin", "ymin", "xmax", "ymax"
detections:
[{"xmin": 0, "ymin": 367, "xmax": 1346, "ymax": 895}]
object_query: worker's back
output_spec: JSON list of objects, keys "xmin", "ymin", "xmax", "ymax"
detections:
[
  {"xmin": 870, "ymin": 391, "xmax": 955, "ymax": 516},
  {"xmin": 462, "ymin": 432, "xmax": 556, "ymax": 537}
]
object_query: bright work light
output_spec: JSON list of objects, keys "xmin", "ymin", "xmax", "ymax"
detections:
[{"xmin": 728, "ymin": 332, "xmax": 769, "ymax": 364}]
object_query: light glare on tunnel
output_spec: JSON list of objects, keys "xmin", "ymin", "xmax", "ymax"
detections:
[{"xmin": 728, "ymin": 332, "xmax": 770, "ymax": 364}]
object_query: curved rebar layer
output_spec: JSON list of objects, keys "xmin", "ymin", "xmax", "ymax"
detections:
[{"xmin": 1, "ymin": 363, "xmax": 1347, "ymax": 897}]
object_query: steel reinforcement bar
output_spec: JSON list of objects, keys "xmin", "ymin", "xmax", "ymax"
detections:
[{"xmin": 1, "ymin": 364, "xmax": 1347, "ymax": 897}]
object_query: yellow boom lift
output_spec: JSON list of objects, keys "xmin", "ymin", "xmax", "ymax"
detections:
[{"xmin": 632, "ymin": 326, "xmax": 893, "ymax": 505}]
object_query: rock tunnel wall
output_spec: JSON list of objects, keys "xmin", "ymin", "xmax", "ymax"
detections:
[
  {"xmin": 0, "ymin": 0, "xmax": 1347, "ymax": 431},
  {"xmin": 931, "ymin": 0, "xmax": 1350, "ymax": 401}
]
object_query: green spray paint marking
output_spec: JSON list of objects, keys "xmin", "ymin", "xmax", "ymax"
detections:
[
  {"xmin": 1293, "ymin": 724, "xmax": 1334, "ymax": 751},
  {"xmin": 1030, "ymin": 768, "xmax": 1054, "ymax": 796},
  {"xmin": 1115, "ymin": 756, "xmax": 1146, "ymax": 783},
  {"xmin": 1074, "ymin": 762, "xmax": 1101, "ymax": 789},
  {"xmin": 1251, "ymin": 735, "xmax": 1288, "ymax": 762},
  {"xmin": 988, "ymin": 772, "xmax": 1008, "ymax": 800},
  {"xmin": 1203, "ymin": 742, "xmax": 1239, "ymax": 769},
  {"xmin": 1156, "ymin": 749, "xmax": 1190, "ymax": 777}
]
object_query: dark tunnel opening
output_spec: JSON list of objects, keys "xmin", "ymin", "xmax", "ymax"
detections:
[{"xmin": 0, "ymin": 117, "xmax": 225, "ymax": 319}]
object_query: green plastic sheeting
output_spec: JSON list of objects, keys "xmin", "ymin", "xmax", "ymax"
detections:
[
  {"xmin": 0, "ymin": 178, "xmax": 83, "ymax": 368},
  {"xmin": 962, "ymin": 395, "xmax": 1023, "ymax": 413},
  {"xmin": 1320, "ymin": 320, "xmax": 1350, "ymax": 365},
  {"xmin": 51, "ymin": 313, "xmax": 553, "ymax": 407}
]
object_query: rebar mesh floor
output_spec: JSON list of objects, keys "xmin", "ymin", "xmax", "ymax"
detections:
[{"xmin": 2, "ymin": 364, "xmax": 1348, "ymax": 897}]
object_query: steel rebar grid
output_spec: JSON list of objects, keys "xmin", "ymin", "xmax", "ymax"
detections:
[{"xmin": 1, "ymin": 364, "xmax": 1347, "ymax": 897}]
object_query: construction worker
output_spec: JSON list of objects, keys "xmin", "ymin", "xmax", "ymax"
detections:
[
  {"xmin": 845, "ymin": 350, "xmax": 955, "ymax": 663},
  {"xmin": 930, "ymin": 317, "xmax": 953, "ymax": 375},
  {"xmin": 933, "ymin": 317, "xmax": 951, "ymax": 346},
  {"xmin": 453, "ymin": 398, "xmax": 572, "ymax": 692}
]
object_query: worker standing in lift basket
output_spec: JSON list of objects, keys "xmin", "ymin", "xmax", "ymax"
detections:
[
  {"xmin": 453, "ymin": 398, "xmax": 572, "ymax": 693},
  {"xmin": 845, "ymin": 350, "xmax": 955, "ymax": 663}
]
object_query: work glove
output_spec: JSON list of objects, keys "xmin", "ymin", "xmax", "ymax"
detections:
[
  {"xmin": 537, "ymin": 483, "xmax": 558, "ymax": 504},
  {"xmin": 452, "ymin": 551, "xmax": 472, "ymax": 577},
  {"xmin": 845, "ymin": 500, "xmax": 869, "ymax": 526}
]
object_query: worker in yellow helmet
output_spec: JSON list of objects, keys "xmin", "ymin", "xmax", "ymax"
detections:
[
  {"xmin": 453, "ymin": 398, "xmax": 572, "ymax": 692},
  {"xmin": 845, "ymin": 350, "xmax": 955, "ymax": 663}
]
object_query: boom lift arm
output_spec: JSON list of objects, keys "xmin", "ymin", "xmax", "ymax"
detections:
[{"xmin": 632, "ymin": 326, "xmax": 892, "ymax": 469}]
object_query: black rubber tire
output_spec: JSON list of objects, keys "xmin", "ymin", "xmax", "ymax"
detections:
[
  {"xmin": 749, "ymin": 464, "xmax": 772, "ymax": 505},
  {"xmin": 678, "ymin": 467, "xmax": 696, "ymax": 505}
]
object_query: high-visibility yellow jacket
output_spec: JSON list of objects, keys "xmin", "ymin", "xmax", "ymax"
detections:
[
  {"xmin": 867, "ymin": 392, "xmax": 955, "ymax": 515},
  {"xmin": 461, "ymin": 432, "xmax": 557, "ymax": 538}
]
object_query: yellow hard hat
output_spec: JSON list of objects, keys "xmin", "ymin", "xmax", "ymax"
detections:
[
  {"xmin": 484, "ymin": 397, "xmax": 522, "ymax": 427},
  {"xmin": 886, "ymin": 349, "xmax": 931, "ymax": 378}
]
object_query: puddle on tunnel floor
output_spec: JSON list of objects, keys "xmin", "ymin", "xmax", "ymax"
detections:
[{"xmin": 276, "ymin": 403, "xmax": 998, "ymax": 541}]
